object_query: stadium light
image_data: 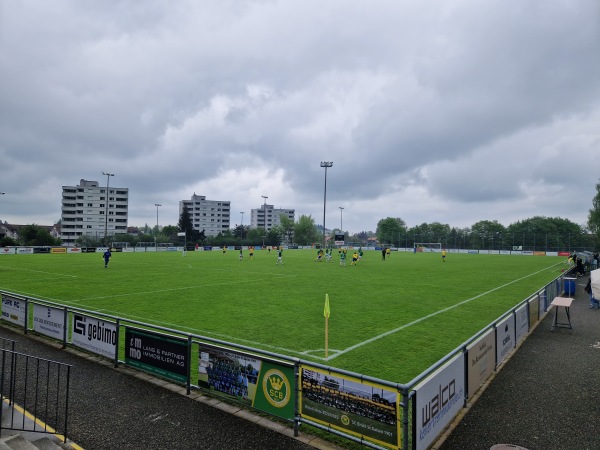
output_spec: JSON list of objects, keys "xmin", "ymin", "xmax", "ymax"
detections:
[
  {"xmin": 339, "ymin": 206, "xmax": 344, "ymax": 232},
  {"xmin": 320, "ymin": 161, "xmax": 333, "ymax": 248},
  {"xmin": 155, "ymin": 204, "xmax": 161, "ymax": 235},
  {"xmin": 240, "ymin": 211, "xmax": 244, "ymax": 239},
  {"xmin": 102, "ymin": 171, "xmax": 114, "ymax": 245},
  {"xmin": 261, "ymin": 195, "xmax": 268, "ymax": 233}
]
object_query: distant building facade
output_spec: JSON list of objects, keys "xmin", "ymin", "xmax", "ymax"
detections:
[
  {"xmin": 180, "ymin": 193, "xmax": 230, "ymax": 237},
  {"xmin": 60, "ymin": 179, "xmax": 129, "ymax": 246},
  {"xmin": 250, "ymin": 204, "xmax": 295, "ymax": 231}
]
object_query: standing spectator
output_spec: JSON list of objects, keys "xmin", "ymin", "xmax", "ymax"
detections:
[
  {"xmin": 576, "ymin": 256, "xmax": 585, "ymax": 277},
  {"xmin": 585, "ymin": 277, "xmax": 599, "ymax": 309}
]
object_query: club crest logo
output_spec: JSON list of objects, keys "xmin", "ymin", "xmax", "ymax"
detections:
[{"xmin": 262, "ymin": 368, "xmax": 291, "ymax": 408}]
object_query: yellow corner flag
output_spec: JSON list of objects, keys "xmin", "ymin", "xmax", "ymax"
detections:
[{"xmin": 324, "ymin": 293, "xmax": 331, "ymax": 318}]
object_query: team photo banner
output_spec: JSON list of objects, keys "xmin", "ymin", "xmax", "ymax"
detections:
[
  {"xmin": 300, "ymin": 365, "xmax": 400, "ymax": 449},
  {"xmin": 198, "ymin": 344, "xmax": 295, "ymax": 420}
]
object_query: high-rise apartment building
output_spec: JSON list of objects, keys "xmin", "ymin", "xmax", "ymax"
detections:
[
  {"xmin": 180, "ymin": 194, "xmax": 230, "ymax": 236},
  {"xmin": 60, "ymin": 179, "xmax": 129, "ymax": 246},
  {"xmin": 250, "ymin": 204, "xmax": 295, "ymax": 231}
]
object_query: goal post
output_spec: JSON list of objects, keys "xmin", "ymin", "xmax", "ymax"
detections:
[{"xmin": 414, "ymin": 242, "xmax": 442, "ymax": 252}]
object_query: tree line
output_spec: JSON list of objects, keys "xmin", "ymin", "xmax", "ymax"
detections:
[{"xmin": 3, "ymin": 180, "xmax": 599, "ymax": 251}]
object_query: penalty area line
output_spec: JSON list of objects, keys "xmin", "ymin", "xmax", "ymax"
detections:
[{"xmin": 327, "ymin": 263, "xmax": 560, "ymax": 361}]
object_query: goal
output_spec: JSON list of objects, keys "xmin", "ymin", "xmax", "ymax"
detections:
[{"xmin": 414, "ymin": 242, "xmax": 442, "ymax": 252}]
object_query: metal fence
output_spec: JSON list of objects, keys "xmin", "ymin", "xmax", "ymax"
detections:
[{"xmin": 0, "ymin": 347, "xmax": 72, "ymax": 442}]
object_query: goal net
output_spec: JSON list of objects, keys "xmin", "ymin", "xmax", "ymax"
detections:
[{"xmin": 414, "ymin": 242, "xmax": 442, "ymax": 252}]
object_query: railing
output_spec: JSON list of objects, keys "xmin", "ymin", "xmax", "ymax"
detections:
[{"xmin": 0, "ymin": 347, "xmax": 72, "ymax": 442}]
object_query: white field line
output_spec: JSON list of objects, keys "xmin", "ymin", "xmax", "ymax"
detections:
[
  {"xmin": 325, "ymin": 262, "xmax": 562, "ymax": 361},
  {"xmin": 0, "ymin": 266, "xmax": 77, "ymax": 278},
  {"xmin": 81, "ymin": 273, "xmax": 297, "ymax": 302}
]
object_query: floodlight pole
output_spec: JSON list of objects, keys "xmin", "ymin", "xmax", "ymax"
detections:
[
  {"xmin": 339, "ymin": 206, "xmax": 344, "ymax": 232},
  {"xmin": 320, "ymin": 162, "xmax": 333, "ymax": 248},
  {"xmin": 155, "ymin": 203, "xmax": 161, "ymax": 235},
  {"xmin": 240, "ymin": 211, "xmax": 244, "ymax": 239},
  {"xmin": 102, "ymin": 171, "xmax": 114, "ymax": 245},
  {"xmin": 261, "ymin": 195, "xmax": 268, "ymax": 233}
]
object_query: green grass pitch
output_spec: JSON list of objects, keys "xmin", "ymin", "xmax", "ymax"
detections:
[{"xmin": 0, "ymin": 249, "xmax": 565, "ymax": 382}]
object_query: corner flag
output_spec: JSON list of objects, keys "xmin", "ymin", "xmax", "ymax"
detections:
[{"xmin": 324, "ymin": 294, "xmax": 330, "ymax": 359}]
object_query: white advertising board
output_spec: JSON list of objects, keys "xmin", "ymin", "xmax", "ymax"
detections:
[
  {"xmin": 415, "ymin": 353, "xmax": 465, "ymax": 450},
  {"xmin": 496, "ymin": 314, "xmax": 515, "ymax": 365},
  {"xmin": 71, "ymin": 313, "xmax": 117, "ymax": 359},
  {"xmin": 33, "ymin": 304, "xmax": 65, "ymax": 340},
  {"xmin": 466, "ymin": 328, "xmax": 496, "ymax": 399},
  {"xmin": 1, "ymin": 295, "xmax": 26, "ymax": 326},
  {"xmin": 515, "ymin": 304, "xmax": 529, "ymax": 344}
]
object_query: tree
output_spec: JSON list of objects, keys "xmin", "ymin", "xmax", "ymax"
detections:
[
  {"xmin": 0, "ymin": 236, "xmax": 18, "ymax": 247},
  {"xmin": 278, "ymin": 214, "xmax": 295, "ymax": 244},
  {"xmin": 18, "ymin": 225, "xmax": 61, "ymax": 246},
  {"xmin": 507, "ymin": 217, "xmax": 582, "ymax": 251},
  {"xmin": 588, "ymin": 179, "xmax": 600, "ymax": 241},
  {"xmin": 294, "ymin": 215, "xmax": 319, "ymax": 245},
  {"xmin": 376, "ymin": 217, "xmax": 406, "ymax": 246},
  {"xmin": 470, "ymin": 220, "xmax": 506, "ymax": 250},
  {"xmin": 177, "ymin": 204, "xmax": 198, "ymax": 241}
]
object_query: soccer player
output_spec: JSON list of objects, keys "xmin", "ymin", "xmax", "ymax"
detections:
[
  {"xmin": 442, "ymin": 248, "xmax": 447, "ymax": 262},
  {"xmin": 249, "ymin": 246, "xmax": 254, "ymax": 260},
  {"xmin": 276, "ymin": 248, "xmax": 283, "ymax": 265},
  {"xmin": 315, "ymin": 249, "xmax": 323, "ymax": 262},
  {"xmin": 239, "ymin": 249, "xmax": 243, "ymax": 261},
  {"xmin": 339, "ymin": 249, "xmax": 347, "ymax": 266},
  {"xmin": 325, "ymin": 248, "xmax": 332, "ymax": 262},
  {"xmin": 103, "ymin": 248, "xmax": 112, "ymax": 268},
  {"xmin": 351, "ymin": 251, "xmax": 359, "ymax": 265}
]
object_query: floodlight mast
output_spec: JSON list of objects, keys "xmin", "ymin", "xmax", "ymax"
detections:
[
  {"xmin": 320, "ymin": 161, "xmax": 333, "ymax": 248},
  {"xmin": 102, "ymin": 171, "xmax": 114, "ymax": 245},
  {"xmin": 155, "ymin": 204, "xmax": 161, "ymax": 235},
  {"xmin": 261, "ymin": 195, "xmax": 268, "ymax": 233}
]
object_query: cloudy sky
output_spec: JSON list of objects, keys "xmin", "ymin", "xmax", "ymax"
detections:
[{"xmin": 1, "ymin": 0, "xmax": 599, "ymax": 234}]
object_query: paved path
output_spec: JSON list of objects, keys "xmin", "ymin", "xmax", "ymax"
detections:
[
  {"xmin": 436, "ymin": 273, "xmax": 600, "ymax": 450},
  {"xmin": 0, "ymin": 326, "xmax": 340, "ymax": 450}
]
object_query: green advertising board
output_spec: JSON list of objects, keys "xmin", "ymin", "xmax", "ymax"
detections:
[
  {"xmin": 125, "ymin": 327, "xmax": 188, "ymax": 384},
  {"xmin": 198, "ymin": 345, "xmax": 295, "ymax": 420}
]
